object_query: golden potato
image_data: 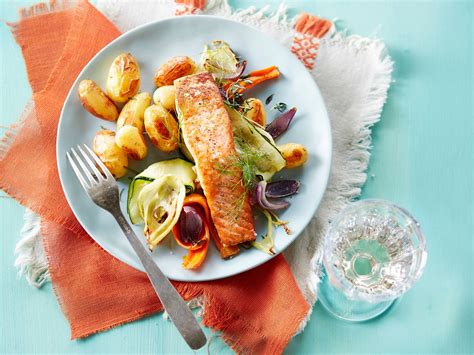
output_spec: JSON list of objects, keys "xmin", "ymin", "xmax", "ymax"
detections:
[
  {"xmin": 93, "ymin": 130, "xmax": 128, "ymax": 178},
  {"xmin": 278, "ymin": 143, "xmax": 308, "ymax": 168},
  {"xmin": 78, "ymin": 80, "xmax": 119, "ymax": 121},
  {"xmin": 153, "ymin": 85, "xmax": 176, "ymax": 111},
  {"xmin": 144, "ymin": 104, "xmax": 179, "ymax": 153},
  {"xmin": 106, "ymin": 53, "xmax": 140, "ymax": 103},
  {"xmin": 117, "ymin": 92, "xmax": 151, "ymax": 131},
  {"xmin": 116, "ymin": 125, "xmax": 147, "ymax": 160},
  {"xmin": 243, "ymin": 98, "xmax": 266, "ymax": 126},
  {"xmin": 154, "ymin": 56, "xmax": 196, "ymax": 87}
]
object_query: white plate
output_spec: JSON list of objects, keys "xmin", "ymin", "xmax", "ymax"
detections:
[{"xmin": 57, "ymin": 16, "xmax": 331, "ymax": 281}]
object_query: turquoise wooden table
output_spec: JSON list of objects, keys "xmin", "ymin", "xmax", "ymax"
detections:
[{"xmin": 1, "ymin": 0, "xmax": 472, "ymax": 353}]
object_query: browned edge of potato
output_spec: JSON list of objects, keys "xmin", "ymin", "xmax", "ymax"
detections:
[
  {"xmin": 93, "ymin": 130, "xmax": 128, "ymax": 178},
  {"xmin": 117, "ymin": 92, "xmax": 151, "ymax": 131},
  {"xmin": 278, "ymin": 143, "xmax": 308, "ymax": 168},
  {"xmin": 78, "ymin": 80, "xmax": 119, "ymax": 121},
  {"xmin": 106, "ymin": 53, "xmax": 141, "ymax": 103},
  {"xmin": 144, "ymin": 104, "xmax": 179, "ymax": 152},
  {"xmin": 115, "ymin": 92, "xmax": 151, "ymax": 160},
  {"xmin": 154, "ymin": 56, "xmax": 196, "ymax": 87},
  {"xmin": 115, "ymin": 126, "xmax": 147, "ymax": 160}
]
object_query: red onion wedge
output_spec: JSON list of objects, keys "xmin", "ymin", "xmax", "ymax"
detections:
[
  {"xmin": 256, "ymin": 180, "xmax": 289, "ymax": 210},
  {"xmin": 177, "ymin": 205, "xmax": 205, "ymax": 248},
  {"xmin": 266, "ymin": 180, "xmax": 300, "ymax": 198},
  {"xmin": 222, "ymin": 60, "xmax": 247, "ymax": 80},
  {"xmin": 265, "ymin": 107, "xmax": 297, "ymax": 139}
]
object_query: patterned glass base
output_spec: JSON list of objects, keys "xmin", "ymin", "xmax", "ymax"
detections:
[{"xmin": 318, "ymin": 268, "xmax": 395, "ymax": 321}]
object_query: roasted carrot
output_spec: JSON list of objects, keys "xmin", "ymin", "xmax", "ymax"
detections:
[
  {"xmin": 182, "ymin": 239, "xmax": 209, "ymax": 270},
  {"xmin": 246, "ymin": 66, "xmax": 278, "ymax": 77},
  {"xmin": 237, "ymin": 67, "xmax": 280, "ymax": 93},
  {"xmin": 223, "ymin": 66, "xmax": 280, "ymax": 96}
]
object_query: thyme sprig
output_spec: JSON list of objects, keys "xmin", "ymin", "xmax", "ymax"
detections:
[{"xmin": 273, "ymin": 102, "xmax": 287, "ymax": 112}]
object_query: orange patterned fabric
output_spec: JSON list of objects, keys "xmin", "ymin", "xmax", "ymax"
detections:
[
  {"xmin": 291, "ymin": 13, "xmax": 333, "ymax": 69},
  {"xmin": 0, "ymin": 1, "xmax": 310, "ymax": 353},
  {"xmin": 175, "ymin": 0, "xmax": 205, "ymax": 16}
]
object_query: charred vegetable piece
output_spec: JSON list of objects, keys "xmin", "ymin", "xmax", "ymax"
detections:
[
  {"xmin": 201, "ymin": 40, "xmax": 240, "ymax": 79},
  {"xmin": 265, "ymin": 107, "xmax": 297, "ymax": 139},
  {"xmin": 266, "ymin": 180, "xmax": 300, "ymax": 198}
]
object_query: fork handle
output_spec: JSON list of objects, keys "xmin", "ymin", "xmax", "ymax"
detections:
[{"xmin": 111, "ymin": 209, "xmax": 207, "ymax": 350}]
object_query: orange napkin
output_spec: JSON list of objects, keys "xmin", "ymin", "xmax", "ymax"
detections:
[{"xmin": 0, "ymin": 1, "xmax": 310, "ymax": 353}]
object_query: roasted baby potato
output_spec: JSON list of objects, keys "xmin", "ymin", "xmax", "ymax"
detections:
[
  {"xmin": 153, "ymin": 85, "xmax": 176, "ymax": 111},
  {"xmin": 106, "ymin": 53, "xmax": 140, "ymax": 103},
  {"xmin": 144, "ymin": 104, "xmax": 179, "ymax": 153},
  {"xmin": 242, "ymin": 98, "xmax": 266, "ymax": 126},
  {"xmin": 117, "ymin": 92, "xmax": 151, "ymax": 131},
  {"xmin": 278, "ymin": 143, "xmax": 308, "ymax": 168},
  {"xmin": 154, "ymin": 56, "xmax": 196, "ymax": 87},
  {"xmin": 93, "ymin": 130, "xmax": 128, "ymax": 178},
  {"xmin": 78, "ymin": 80, "xmax": 119, "ymax": 121},
  {"xmin": 115, "ymin": 125, "xmax": 147, "ymax": 160}
]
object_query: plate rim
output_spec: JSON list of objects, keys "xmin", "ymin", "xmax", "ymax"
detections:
[{"xmin": 56, "ymin": 15, "xmax": 332, "ymax": 281}]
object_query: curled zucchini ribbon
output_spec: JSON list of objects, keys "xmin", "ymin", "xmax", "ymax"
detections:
[{"xmin": 138, "ymin": 175, "xmax": 186, "ymax": 250}]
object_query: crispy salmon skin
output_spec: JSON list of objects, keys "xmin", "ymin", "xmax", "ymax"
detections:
[{"xmin": 175, "ymin": 72, "xmax": 256, "ymax": 246}]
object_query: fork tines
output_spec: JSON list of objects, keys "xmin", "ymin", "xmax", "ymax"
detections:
[{"xmin": 67, "ymin": 144, "xmax": 113, "ymax": 191}]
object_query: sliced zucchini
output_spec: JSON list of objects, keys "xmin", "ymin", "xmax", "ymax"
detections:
[
  {"xmin": 127, "ymin": 177, "xmax": 154, "ymax": 225},
  {"xmin": 226, "ymin": 106, "xmax": 286, "ymax": 181},
  {"xmin": 127, "ymin": 158, "xmax": 196, "ymax": 224}
]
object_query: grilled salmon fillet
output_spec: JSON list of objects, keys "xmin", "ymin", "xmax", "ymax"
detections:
[{"xmin": 175, "ymin": 72, "xmax": 256, "ymax": 246}]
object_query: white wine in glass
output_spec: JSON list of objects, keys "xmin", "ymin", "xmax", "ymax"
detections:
[{"xmin": 318, "ymin": 199, "xmax": 427, "ymax": 321}]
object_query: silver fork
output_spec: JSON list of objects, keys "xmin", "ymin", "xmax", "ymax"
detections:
[{"xmin": 67, "ymin": 144, "xmax": 207, "ymax": 350}]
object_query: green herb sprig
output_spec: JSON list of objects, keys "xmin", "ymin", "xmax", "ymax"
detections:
[{"xmin": 273, "ymin": 102, "xmax": 287, "ymax": 112}]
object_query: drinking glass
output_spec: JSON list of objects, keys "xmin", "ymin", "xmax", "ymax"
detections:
[{"xmin": 318, "ymin": 199, "xmax": 427, "ymax": 321}]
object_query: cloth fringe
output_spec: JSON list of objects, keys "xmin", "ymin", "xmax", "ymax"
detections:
[
  {"xmin": 18, "ymin": 0, "xmax": 73, "ymax": 19},
  {"xmin": 0, "ymin": 99, "xmax": 34, "ymax": 160},
  {"xmin": 14, "ymin": 209, "xmax": 50, "ymax": 287}
]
